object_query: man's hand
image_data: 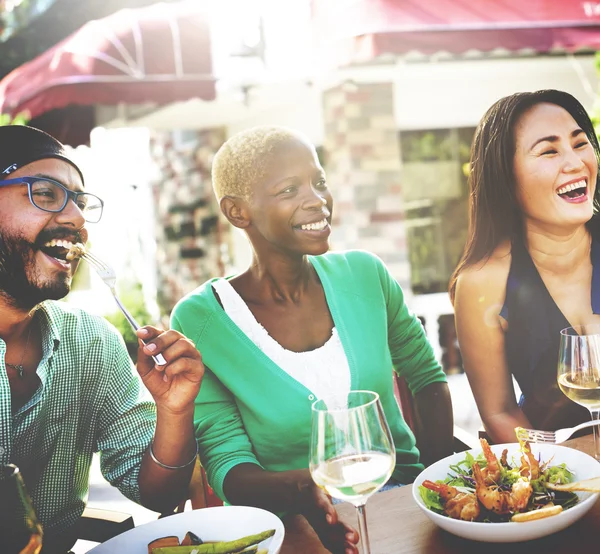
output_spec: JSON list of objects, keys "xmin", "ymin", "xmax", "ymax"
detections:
[
  {"xmin": 135, "ymin": 326, "xmax": 204, "ymax": 414},
  {"xmin": 298, "ymin": 479, "xmax": 359, "ymax": 554}
]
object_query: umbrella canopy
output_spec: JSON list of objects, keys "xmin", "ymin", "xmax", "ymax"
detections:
[{"xmin": 0, "ymin": 0, "xmax": 215, "ymax": 120}]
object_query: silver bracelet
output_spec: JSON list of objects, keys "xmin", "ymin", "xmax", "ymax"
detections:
[{"xmin": 149, "ymin": 439, "xmax": 198, "ymax": 470}]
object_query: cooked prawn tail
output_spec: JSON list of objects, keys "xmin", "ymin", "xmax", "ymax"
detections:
[
  {"xmin": 519, "ymin": 441, "xmax": 540, "ymax": 480},
  {"xmin": 471, "ymin": 462, "xmax": 487, "ymax": 489},
  {"xmin": 422, "ymin": 480, "xmax": 457, "ymax": 500},
  {"xmin": 479, "ymin": 438, "xmax": 502, "ymax": 483},
  {"xmin": 423, "ymin": 480, "xmax": 480, "ymax": 521}
]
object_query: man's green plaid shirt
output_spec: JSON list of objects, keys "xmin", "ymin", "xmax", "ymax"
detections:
[{"xmin": 0, "ymin": 300, "xmax": 156, "ymax": 545}]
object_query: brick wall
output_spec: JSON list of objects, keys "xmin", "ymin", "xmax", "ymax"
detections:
[
  {"xmin": 322, "ymin": 81, "xmax": 410, "ymax": 291},
  {"xmin": 150, "ymin": 128, "xmax": 230, "ymax": 316}
]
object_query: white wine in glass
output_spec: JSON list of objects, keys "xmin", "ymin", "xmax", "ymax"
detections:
[
  {"xmin": 557, "ymin": 325, "xmax": 600, "ymax": 460},
  {"xmin": 310, "ymin": 390, "xmax": 395, "ymax": 554},
  {"xmin": 0, "ymin": 464, "xmax": 43, "ymax": 554}
]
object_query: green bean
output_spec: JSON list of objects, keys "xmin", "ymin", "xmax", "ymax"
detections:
[{"xmin": 151, "ymin": 529, "xmax": 276, "ymax": 554}]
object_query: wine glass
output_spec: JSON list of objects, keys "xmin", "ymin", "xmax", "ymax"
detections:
[
  {"xmin": 557, "ymin": 325, "xmax": 600, "ymax": 461},
  {"xmin": 0, "ymin": 464, "xmax": 43, "ymax": 554},
  {"xmin": 309, "ymin": 390, "xmax": 395, "ymax": 554}
]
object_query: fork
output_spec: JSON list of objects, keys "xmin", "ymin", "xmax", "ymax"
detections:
[
  {"xmin": 516, "ymin": 420, "xmax": 600, "ymax": 444},
  {"xmin": 82, "ymin": 251, "xmax": 166, "ymax": 366}
]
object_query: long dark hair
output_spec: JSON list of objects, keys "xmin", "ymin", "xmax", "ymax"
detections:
[{"xmin": 449, "ymin": 89, "xmax": 600, "ymax": 302}]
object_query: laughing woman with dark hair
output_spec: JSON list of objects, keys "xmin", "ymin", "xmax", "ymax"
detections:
[{"xmin": 450, "ymin": 89, "xmax": 600, "ymax": 444}]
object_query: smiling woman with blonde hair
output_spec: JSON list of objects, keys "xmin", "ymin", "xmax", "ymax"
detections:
[
  {"xmin": 451, "ymin": 89, "xmax": 600, "ymax": 444},
  {"xmin": 172, "ymin": 125, "xmax": 454, "ymax": 554}
]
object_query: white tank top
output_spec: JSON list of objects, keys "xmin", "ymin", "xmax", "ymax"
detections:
[{"xmin": 211, "ymin": 278, "xmax": 351, "ymax": 408}]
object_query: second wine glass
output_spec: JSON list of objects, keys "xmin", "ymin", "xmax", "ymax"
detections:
[
  {"xmin": 309, "ymin": 390, "xmax": 395, "ymax": 554},
  {"xmin": 557, "ymin": 325, "xmax": 600, "ymax": 461}
]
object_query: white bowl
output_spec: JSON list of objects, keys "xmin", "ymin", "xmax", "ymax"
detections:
[
  {"xmin": 412, "ymin": 442, "xmax": 600, "ymax": 543},
  {"xmin": 87, "ymin": 505, "xmax": 285, "ymax": 553}
]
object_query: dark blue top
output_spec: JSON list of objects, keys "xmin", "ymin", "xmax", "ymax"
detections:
[{"xmin": 500, "ymin": 219, "xmax": 600, "ymax": 430}]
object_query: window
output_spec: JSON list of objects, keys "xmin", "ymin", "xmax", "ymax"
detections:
[{"xmin": 400, "ymin": 127, "xmax": 474, "ymax": 294}]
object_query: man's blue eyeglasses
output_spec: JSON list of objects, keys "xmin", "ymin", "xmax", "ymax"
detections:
[{"xmin": 0, "ymin": 176, "xmax": 104, "ymax": 223}]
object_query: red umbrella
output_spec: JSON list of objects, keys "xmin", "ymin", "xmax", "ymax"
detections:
[{"xmin": 0, "ymin": 0, "xmax": 215, "ymax": 120}]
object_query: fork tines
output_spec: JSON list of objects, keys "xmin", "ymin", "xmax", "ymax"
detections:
[
  {"xmin": 516, "ymin": 428, "xmax": 554, "ymax": 443},
  {"xmin": 82, "ymin": 251, "xmax": 108, "ymax": 269}
]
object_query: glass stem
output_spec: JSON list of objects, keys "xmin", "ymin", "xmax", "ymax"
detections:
[
  {"xmin": 356, "ymin": 503, "xmax": 371, "ymax": 554},
  {"xmin": 590, "ymin": 410, "xmax": 600, "ymax": 461}
]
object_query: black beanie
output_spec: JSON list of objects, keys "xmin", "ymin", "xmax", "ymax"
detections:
[{"xmin": 0, "ymin": 125, "xmax": 84, "ymax": 184}]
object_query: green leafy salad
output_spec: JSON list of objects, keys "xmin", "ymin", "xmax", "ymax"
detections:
[{"xmin": 419, "ymin": 449, "xmax": 579, "ymax": 523}]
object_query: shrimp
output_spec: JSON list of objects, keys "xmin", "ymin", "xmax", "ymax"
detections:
[
  {"xmin": 421, "ymin": 480, "xmax": 481, "ymax": 521},
  {"xmin": 472, "ymin": 462, "xmax": 533, "ymax": 514},
  {"xmin": 519, "ymin": 441, "xmax": 540, "ymax": 480},
  {"xmin": 479, "ymin": 438, "xmax": 502, "ymax": 483}
]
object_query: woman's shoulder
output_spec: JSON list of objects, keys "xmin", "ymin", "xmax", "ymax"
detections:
[
  {"xmin": 171, "ymin": 279, "xmax": 220, "ymax": 322},
  {"xmin": 455, "ymin": 243, "xmax": 511, "ymax": 332},
  {"xmin": 317, "ymin": 249, "xmax": 380, "ymax": 264},
  {"xmin": 313, "ymin": 249, "xmax": 384, "ymax": 277},
  {"xmin": 455, "ymin": 241, "xmax": 512, "ymax": 301}
]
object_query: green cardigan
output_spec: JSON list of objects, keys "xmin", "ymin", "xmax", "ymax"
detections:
[{"xmin": 171, "ymin": 250, "xmax": 446, "ymax": 503}]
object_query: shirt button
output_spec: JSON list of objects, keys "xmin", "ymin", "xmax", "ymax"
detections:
[{"xmin": 308, "ymin": 394, "xmax": 315, "ymax": 401}]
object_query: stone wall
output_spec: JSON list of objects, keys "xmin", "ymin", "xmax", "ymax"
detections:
[
  {"xmin": 150, "ymin": 127, "xmax": 230, "ymax": 316},
  {"xmin": 321, "ymin": 81, "xmax": 410, "ymax": 291}
]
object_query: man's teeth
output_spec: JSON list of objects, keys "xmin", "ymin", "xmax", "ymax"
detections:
[
  {"xmin": 557, "ymin": 179, "xmax": 586, "ymax": 195},
  {"xmin": 44, "ymin": 239, "xmax": 75, "ymax": 248},
  {"xmin": 300, "ymin": 220, "xmax": 327, "ymax": 231}
]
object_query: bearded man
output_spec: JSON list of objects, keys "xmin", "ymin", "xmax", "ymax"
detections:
[{"xmin": 0, "ymin": 126, "xmax": 204, "ymax": 553}]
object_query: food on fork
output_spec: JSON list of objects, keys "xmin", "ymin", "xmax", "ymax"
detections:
[
  {"xmin": 514, "ymin": 426, "xmax": 529, "ymax": 442},
  {"xmin": 40, "ymin": 239, "xmax": 86, "ymax": 262},
  {"xmin": 66, "ymin": 242, "xmax": 86, "ymax": 261}
]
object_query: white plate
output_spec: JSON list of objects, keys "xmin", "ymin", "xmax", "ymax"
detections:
[
  {"xmin": 412, "ymin": 442, "xmax": 600, "ymax": 543},
  {"xmin": 87, "ymin": 505, "xmax": 285, "ymax": 553}
]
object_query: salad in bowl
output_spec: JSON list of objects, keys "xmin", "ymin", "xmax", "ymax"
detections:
[
  {"xmin": 412, "ymin": 437, "xmax": 600, "ymax": 542},
  {"xmin": 419, "ymin": 438, "xmax": 577, "ymax": 523}
]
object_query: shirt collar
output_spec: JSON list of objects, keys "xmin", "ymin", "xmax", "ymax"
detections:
[
  {"xmin": 0, "ymin": 301, "xmax": 60, "ymax": 361},
  {"xmin": 32, "ymin": 302, "xmax": 62, "ymax": 388},
  {"xmin": 37, "ymin": 301, "xmax": 62, "ymax": 353}
]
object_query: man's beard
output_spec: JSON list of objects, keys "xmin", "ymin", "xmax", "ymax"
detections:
[{"xmin": 0, "ymin": 229, "xmax": 72, "ymax": 311}]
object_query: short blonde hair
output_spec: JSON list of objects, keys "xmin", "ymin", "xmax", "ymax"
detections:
[{"xmin": 212, "ymin": 125, "xmax": 310, "ymax": 200}]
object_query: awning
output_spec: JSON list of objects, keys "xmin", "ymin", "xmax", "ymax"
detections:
[
  {"xmin": 311, "ymin": 0, "xmax": 600, "ymax": 67},
  {"xmin": 0, "ymin": 0, "xmax": 215, "ymax": 121}
]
